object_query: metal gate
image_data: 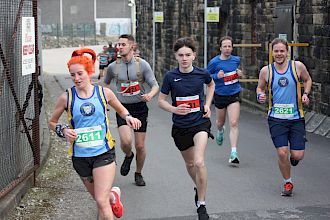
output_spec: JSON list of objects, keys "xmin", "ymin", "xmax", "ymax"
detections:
[{"xmin": 0, "ymin": 0, "xmax": 41, "ymax": 199}]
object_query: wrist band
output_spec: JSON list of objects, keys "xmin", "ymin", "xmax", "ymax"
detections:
[
  {"xmin": 55, "ymin": 124, "xmax": 70, "ymax": 138},
  {"xmin": 257, "ymin": 92, "xmax": 265, "ymax": 103}
]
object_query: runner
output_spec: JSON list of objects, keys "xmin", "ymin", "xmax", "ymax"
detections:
[
  {"xmin": 207, "ymin": 36, "xmax": 242, "ymax": 165},
  {"xmin": 104, "ymin": 34, "xmax": 159, "ymax": 186},
  {"xmin": 158, "ymin": 37, "xmax": 214, "ymax": 220},
  {"xmin": 97, "ymin": 45, "xmax": 110, "ymax": 83},
  {"xmin": 257, "ymin": 38, "xmax": 312, "ymax": 196},
  {"xmin": 48, "ymin": 48, "xmax": 141, "ymax": 220}
]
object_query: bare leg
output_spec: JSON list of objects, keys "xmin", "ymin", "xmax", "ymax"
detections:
[
  {"xmin": 277, "ymin": 146, "xmax": 291, "ymax": 180},
  {"xmin": 227, "ymin": 102, "xmax": 240, "ymax": 149},
  {"xmin": 134, "ymin": 132, "xmax": 147, "ymax": 173}
]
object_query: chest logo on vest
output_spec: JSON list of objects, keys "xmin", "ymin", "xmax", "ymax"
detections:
[
  {"xmin": 278, "ymin": 77, "xmax": 289, "ymax": 87},
  {"xmin": 80, "ymin": 102, "xmax": 95, "ymax": 116}
]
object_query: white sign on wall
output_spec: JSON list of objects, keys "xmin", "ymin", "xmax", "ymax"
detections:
[{"xmin": 22, "ymin": 17, "xmax": 36, "ymax": 76}]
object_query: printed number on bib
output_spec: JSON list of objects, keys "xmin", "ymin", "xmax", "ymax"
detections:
[
  {"xmin": 176, "ymin": 95, "xmax": 200, "ymax": 113},
  {"xmin": 120, "ymin": 81, "xmax": 141, "ymax": 96},
  {"xmin": 274, "ymin": 103, "xmax": 294, "ymax": 119},
  {"xmin": 75, "ymin": 125, "xmax": 103, "ymax": 148},
  {"xmin": 224, "ymin": 70, "xmax": 239, "ymax": 85}
]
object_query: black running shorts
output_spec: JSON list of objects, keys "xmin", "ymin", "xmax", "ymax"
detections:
[
  {"xmin": 72, "ymin": 148, "xmax": 116, "ymax": 178},
  {"xmin": 214, "ymin": 92, "xmax": 241, "ymax": 109},
  {"xmin": 171, "ymin": 120, "xmax": 211, "ymax": 151},
  {"xmin": 116, "ymin": 102, "xmax": 149, "ymax": 132}
]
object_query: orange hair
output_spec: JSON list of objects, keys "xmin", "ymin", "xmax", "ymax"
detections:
[{"xmin": 67, "ymin": 48, "xmax": 96, "ymax": 76}]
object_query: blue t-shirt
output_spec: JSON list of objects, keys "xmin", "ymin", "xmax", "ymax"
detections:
[
  {"xmin": 160, "ymin": 66, "xmax": 212, "ymax": 128},
  {"xmin": 207, "ymin": 55, "xmax": 241, "ymax": 96}
]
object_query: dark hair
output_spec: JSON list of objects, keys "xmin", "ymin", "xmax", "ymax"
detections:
[
  {"xmin": 219, "ymin": 36, "xmax": 233, "ymax": 47},
  {"xmin": 173, "ymin": 37, "xmax": 197, "ymax": 52},
  {"xmin": 119, "ymin": 34, "xmax": 135, "ymax": 43},
  {"xmin": 271, "ymin": 38, "xmax": 289, "ymax": 51}
]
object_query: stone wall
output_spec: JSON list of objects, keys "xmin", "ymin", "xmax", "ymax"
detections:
[{"xmin": 136, "ymin": 0, "xmax": 330, "ymax": 120}]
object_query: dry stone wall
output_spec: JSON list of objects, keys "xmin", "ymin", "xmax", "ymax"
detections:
[{"xmin": 136, "ymin": 0, "xmax": 330, "ymax": 121}]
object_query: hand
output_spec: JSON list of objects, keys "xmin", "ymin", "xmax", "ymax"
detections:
[
  {"xmin": 203, "ymin": 105, "xmax": 211, "ymax": 118},
  {"xmin": 63, "ymin": 128, "xmax": 77, "ymax": 143},
  {"xmin": 174, "ymin": 104, "xmax": 191, "ymax": 115},
  {"xmin": 217, "ymin": 70, "xmax": 224, "ymax": 79},
  {"xmin": 257, "ymin": 92, "xmax": 267, "ymax": 104},
  {"xmin": 141, "ymin": 93, "xmax": 152, "ymax": 102},
  {"xmin": 237, "ymin": 69, "xmax": 242, "ymax": 77},
  {"xmin": 302, "ymin": 93, "xmax": 310, "ymax": 105},
  {"xmin": 126, "ymin": 116, "xmax": 142, "ymax": 130}
]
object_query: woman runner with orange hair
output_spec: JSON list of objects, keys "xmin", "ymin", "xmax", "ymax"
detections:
[{"xmin": 49, "ymin": 48, "xmax": 141, "ymax": 220}]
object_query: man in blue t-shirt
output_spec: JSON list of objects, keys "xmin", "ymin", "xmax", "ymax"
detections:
[{"xmin": 207, "ymin": 36, "xmax": 242, "ymax": 165}]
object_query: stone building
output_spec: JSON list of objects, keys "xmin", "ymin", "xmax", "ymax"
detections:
[{"xmin": 135, "ymin": 0, "xmax": 330, "ymax": 136}]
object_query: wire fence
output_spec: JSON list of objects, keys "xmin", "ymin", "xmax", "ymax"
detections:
[{"xmin": 0, "ymin": 0, "xmax": 41, "ymax": 199}]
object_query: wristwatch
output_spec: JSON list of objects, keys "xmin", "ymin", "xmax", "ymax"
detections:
[
  {"xmin": 125, "ymin": 113, "xmax": 132, "ymax": 120},
  {"xmin": 55, "ymin": 124, "xmax": 70, "ymax": 138}
]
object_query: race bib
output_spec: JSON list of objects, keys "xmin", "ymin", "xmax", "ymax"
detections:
[
  {"xmin": 224, "ymin": 70, "xmax": 239, "ymax": 85},
  {"xmin": 273, "ymin": 103, "xmax": 294, "ymax": 119},
  {"xmin": 176, "ymin": 95, "xmax": 200, "ymax": 113},
  {"xmin": 75, "ymin": 125, "xmax": 103, "ymax": 148},
  {"xmin": 120, "ymin": 81, "xmax": 141, "ymax": 96}
]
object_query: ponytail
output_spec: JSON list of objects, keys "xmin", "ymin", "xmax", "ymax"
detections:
[{"xmin": 67, "ymin": 48, "xmax": 96, "ymax": 76}]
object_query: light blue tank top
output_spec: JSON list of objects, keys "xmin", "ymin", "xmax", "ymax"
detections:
[
  {"xmin": 66, "ymin": 85, "xmax": 114, "ymax": 157},
  {"xmin": 268, "ymin": 61, "xmax": 304, "ymax": 119}
]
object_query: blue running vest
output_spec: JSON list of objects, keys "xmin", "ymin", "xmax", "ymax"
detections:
[
  {"xmin": 268, "ymin": 61, "xmax": 304, "ymax": 119},
  {"xmin": 66, "ymin": 85, "xmax": 115, "ymax": 157}
]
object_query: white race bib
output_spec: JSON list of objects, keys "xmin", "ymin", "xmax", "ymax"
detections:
[
  {"xmin": 176, "ymin": 95, "xmax": 200, "ymax": 113},
  {"xmin": 119, "ymin": 81, "xmax": 141, "ymax": 96},
  {"xmin": 224, "ymin": 70, "xmax": 239, "ymax": 85},
  {"xmin": 273, "ymin": 103, "xmax": 294, "ymax": 119},
  {"xmin": 75, "ymin": 125, "xmax": 103, "ymax": 148}
]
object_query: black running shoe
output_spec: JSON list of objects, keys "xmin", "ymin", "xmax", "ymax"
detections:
[
  {"xmin": 197, "ymin": 205, "xmax": 209, "ymax": 220},
  {"xmin": 290, "ymin": 156, "xmax": 299, "ymax": 166},
  {"xmin": 120, "ymin": 152, "xmax": 134, "ymax": 176},
  {"xmin": 134, "ymin": 172, "xmax": 146, "ymax": 186},
  {"xmin": 194, "ymin": 187, "xmax": 198, "ymax": 207}
]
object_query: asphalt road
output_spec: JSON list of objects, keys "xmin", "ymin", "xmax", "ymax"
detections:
[{"xmin": 41, "ymin": 47, "xmax": 330, "ymax": 220}]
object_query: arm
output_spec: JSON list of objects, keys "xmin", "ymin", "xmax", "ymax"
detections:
[
  {"xmin": 296, "ymin": 61, "xmax": 312, "ymax": 105},
  {"xmin": 103, "ymin": 64, "xmax": 114, "ymax": 86},
  {"xmin": 48, "ymin": 92, "xmax": 77, "ymax": 143},
  {"xmin": 158, "ymin": 92, "xmax": 191, "ymax": 115},
  {"xmin": 256, "ymin": 66, "xmax": 268, "ymax": 103},
  {"xmin": 141, "ymin": 61, "xmax": 160, "ymax": 102},
  {"xmin": 104, "ymin": 88, "xmax": 141, "ymax": 130},
  {"xmin": 141, "ymin": 84, "xmax": 159, "ymax": 102},
  {"xmin": 203, "ymin": 80, "xmax": 215, "ymax": 118}
]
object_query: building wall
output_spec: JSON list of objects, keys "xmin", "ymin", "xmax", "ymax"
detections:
[
  {"xmin": 39, "ymin": 0, "xmax": 60, "ymax": 24},
  {"xmin": 39, "ymin": 0, "xmax": 130, "ymax": 25},
  {"xmin": 136, "ymin": 0, "xmax": 330, "ymax": 117}
]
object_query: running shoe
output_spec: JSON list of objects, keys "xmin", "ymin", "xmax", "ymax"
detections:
[
  {"xmin": 120, "ymin": 152, "xmax": 134, "ymax": 176},
  {"xmin": 281, "ymin": 182, "xmax": 294, "ymax": 197},
  {"xmin": 290, "ymin": 156, "xmax": 299, "ymax": 166},
  {"xmin": 197, "ymin": 205, "xmax": 209, "ymax": 220},
  {"xmin": 194, "ymin": 187, "xmax": 198, "ymax": 207},
  {"xmin": 134, "ymin": 172, "xmax": 146, "ymax": 186},
  {"xmin": 229, "ymin": 151, "xmax": 240, "ymax": 164},
  {"xmin": 216, "ymin": 127, "xmax": 225, "ymax": 145},
  {"xmin": 111, "ymin": 186, "xmax": 124, "ymax": 218}
]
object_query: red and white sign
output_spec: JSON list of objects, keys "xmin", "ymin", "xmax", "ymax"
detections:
[{"xmin": 22, "ymin": 17, "xmax": 35, "ymax": 76}]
